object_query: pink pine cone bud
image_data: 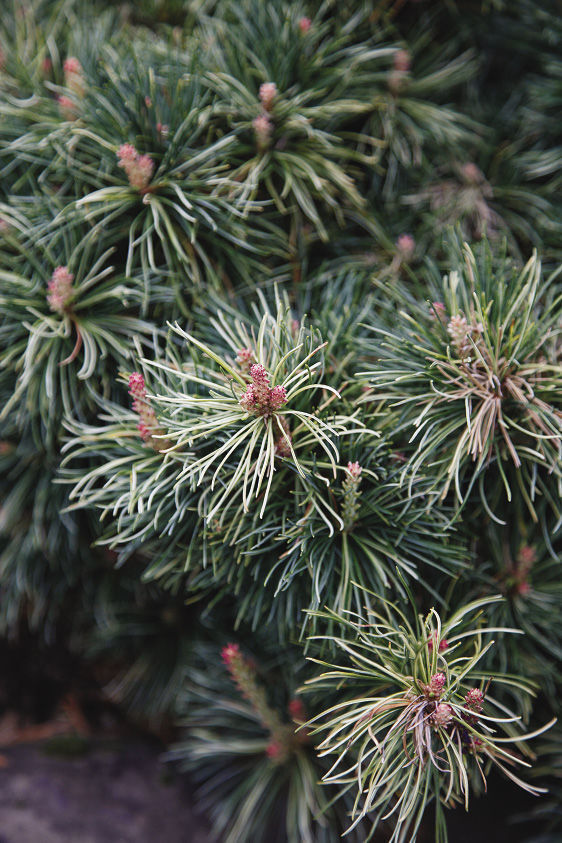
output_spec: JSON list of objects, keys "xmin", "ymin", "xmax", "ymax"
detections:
[
  {"xmin": 239, "ymin": 385, "xmax": 256, "ymax": 412},
  {"xmin": 249, "ymin": 364, "xmax": 270, "ymax": 408},
  {"xmin": 347, "ymin": 461, "xmax": 362, "ymax": 480},
  {"xmin": 63, "ymin": 57, "xmax": 82, "ymax": 75},
  {"xmin": 518, "ymin": 545, "xmax": 536, "ymax": 567},
  {"xmin": 259, "ymin": 82, "xmax": 277, "ymax": 111},
  {"xmin": 266, "ymin": 740, "xmax": 283, "ymax": 759},
  {"xmin": 240, "ymin": 365, "xmax": 288, "ymax": 418},
  {"xmin": 236, "ymin": 347, "xmax": 254, "ymax": 372},
  {"xmin": 58, "ymin": 95, "xmax": 78, "ymax": 120},
  {"xmin": 447, "ymin": 314, "xmax": 469, "ymax": 345},
  {"xmin": 288, "ymin": 698, "xmax": 306, "ymax": 722},
  {"xmin": 428, "ymin": 633, "xmax": 449, "ymax": 652},
  {"xmin": 396, "ymin": 233, "xmax": 415, "ymax": 261},
  {"xmin": 118, "ymin": 143, "xmax": 138, "ymax": 163},
  {"xmin": 128, "ymin": 372, "xmax": 146, "ymax": 399},
  {"xmin": 128, "ymin": 372, "xmax": 167, "ymax": 447},
  {"xmin": 221, "ymin": 642, "xmax": 241, "ymax": 666},
  {"xmin": 63, "ymin": 57, "xmax": 85, "ymax": 98},
  {"xmin": 427, "ymin": 672, "xmax": 446, "ymax": 697},
  {"xmin": 117, "ymin": 144, "xmax": 154, "ymax": 191},
  {"xmin": 393, "ymin": 49, "xmax": 411, "ymax": 72},
  {"xmin": 432, "ymin": 703, "xmax": 453, "ymax": 728},
  {"xmin": 253, "ymin": 114, "xmax": 273, "ymax": 149},
  {"xmin": 465, "ymin": 688, "xmax": 484, "ymax": 712},
  {"xmin": 299, "ymin": 17, "xmax": 312, "ymax": 33},
  {"xmin": 47, "ymin": 266, "xmax": 74, "ymax": 313},
  {"xmin": 461, "ymin": 162, "xmax": 485, "ymax": 185},
  {"xmin": 249, "ymin": 363, "xmax": 268, "ymax": 383},
  {"xmin": 269, "ymin": 385, "xmax": 287, "ymax": 411}
]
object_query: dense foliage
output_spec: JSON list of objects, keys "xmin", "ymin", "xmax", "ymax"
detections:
[{"xmin": 1, "ymin": 1, "xmax": 561, "ymax": 840}]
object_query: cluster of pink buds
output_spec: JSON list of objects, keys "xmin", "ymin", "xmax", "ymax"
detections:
[
  {"xmin": 341, "ymin": 461, "xmax": 363, "ymax": 529},
  {"xmin": 298, "ymin": 17, "xmax": 312, "ymax": 34},
  {"xmin": 253, "ymin": 81, "xmax": 278, "ymax": 151},
  {"xmin": 388, "ymin": 49, "xmax": 411, "ymax": 95},
  {"xmin": 465, "ymin": 688, "xmax": 484, "ymax": 713},
  {"xmin": 274, "ymin": 416, "xmax": 292, "ymax": 457},
  {"xmin": 117, "ymin": 144, "xmax": 155, "ymax": 191},
  {"xmin": 396, "ymin": 233, "xmax": 415, "ymax": 262},
  {"xmin": 128, "ymin": 372, "xmax": 169, "ymax": 451},
  {"xmin": 428, "ymin": 632, "xmax": 449, "ymax": 652},
  {"xmin": 432, "ymin": 703, "xmax": 454, "ymax": 729},
  {"xmin": 447, "ymin": 312, "xmax": 484, "ymax": 357},
  {"xmin": 239, "ymin": 364, "xmax": 287, "ymax": 417},
  {"xmin": 47, "ymin": 266, "xmax": 74, "ymax": 314},
  {"xmin": 57, "ymin": 56, "xmax": 85, "ymax": 119},
  {"xmin": 424, "ymin": 672, "xmax": 446, "ymax": 699},
  {"xmin": 235, "ymin": 347, "xmax": 255, "ymax": 373}
]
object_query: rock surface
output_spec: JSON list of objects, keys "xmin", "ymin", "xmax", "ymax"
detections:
[{"xmin": 0, "ymin": 741, "xmax": 210, "ymax": 843}]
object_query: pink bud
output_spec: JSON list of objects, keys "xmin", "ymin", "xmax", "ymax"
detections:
[
  {"xmin": 128, "ymin": 372, "xmax": 146, "ymax": 398},
  {"xmin": 58, "ymin": 95, "xmax": 77, "ymax": 120},
  {"xmin": 253, "ymin": 114, "xmax": 273, "ymax": 149},
  {"xmin": 266, "ymin": 740, "xmax": 283, "ymax": 758},
  {"xmin": 518, "ymin": 545, "xmax": 536, "ymax": 566},
  {"xmin": 347, "ymin": 461, "xmax": 362, "ymax": 480},
  {"xmin": 428, "ymin": 633, "xmax": 449, "ymax": 652},
  {"xmin": 118, "ymin": 143, "xmax": 138, "ymax": 163},
  {"xmin": 249, "ymin": 364, "xmax": 268, "ymax": 384},
  {"xmin": 269, "ymin": 385, "xmax": 287, "ymax": 411},
  {"xmin": 298, "ymin": 17, "xmax": 312, "ymax": 33},
  {"xmin": 288, "ymin": 698, "xmax": 306, "ymax": 721},
  {"xmin": 63, "ymin": 57, "xmax": 82, "ymax": 75},
  {"xmin": 393, "ymin": 49, "xmax": 411, "ymax": 72},
  {"xmin": 221, "ymin": 643, "xmax": 241, "ymax": 666},
  {"xmin": 432, "ymin": 703, "xmax": 453, "ymax": 728},
  {"xmin": 259, "ymin": 82, "xmax": 277, "ymax": 111},
  {"xmin": 461, "ymin": 162, "xmax": 484, "ymax": 185},
  {"xmin": 117, "ymin": 144, "xmax": 154, "ymax": 190},
  {"xmin": 465, "ymin": 688, "xmax": 484, "ymax": 712},
  {"xmin": 396, "ymin": 233, "xmax": 415, "ymax": 261},
  {"xmin": 427, "ymin": 672, "xmax": 446, "ymax": 697},
  {"xmin": 47, "ymin": 266, "xmax": 74, "ymax": 313}
]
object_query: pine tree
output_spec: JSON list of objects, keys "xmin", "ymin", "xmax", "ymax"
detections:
[{"xmin": 1, "ymin": 1, "xmax": 561, "ymax": 840}]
